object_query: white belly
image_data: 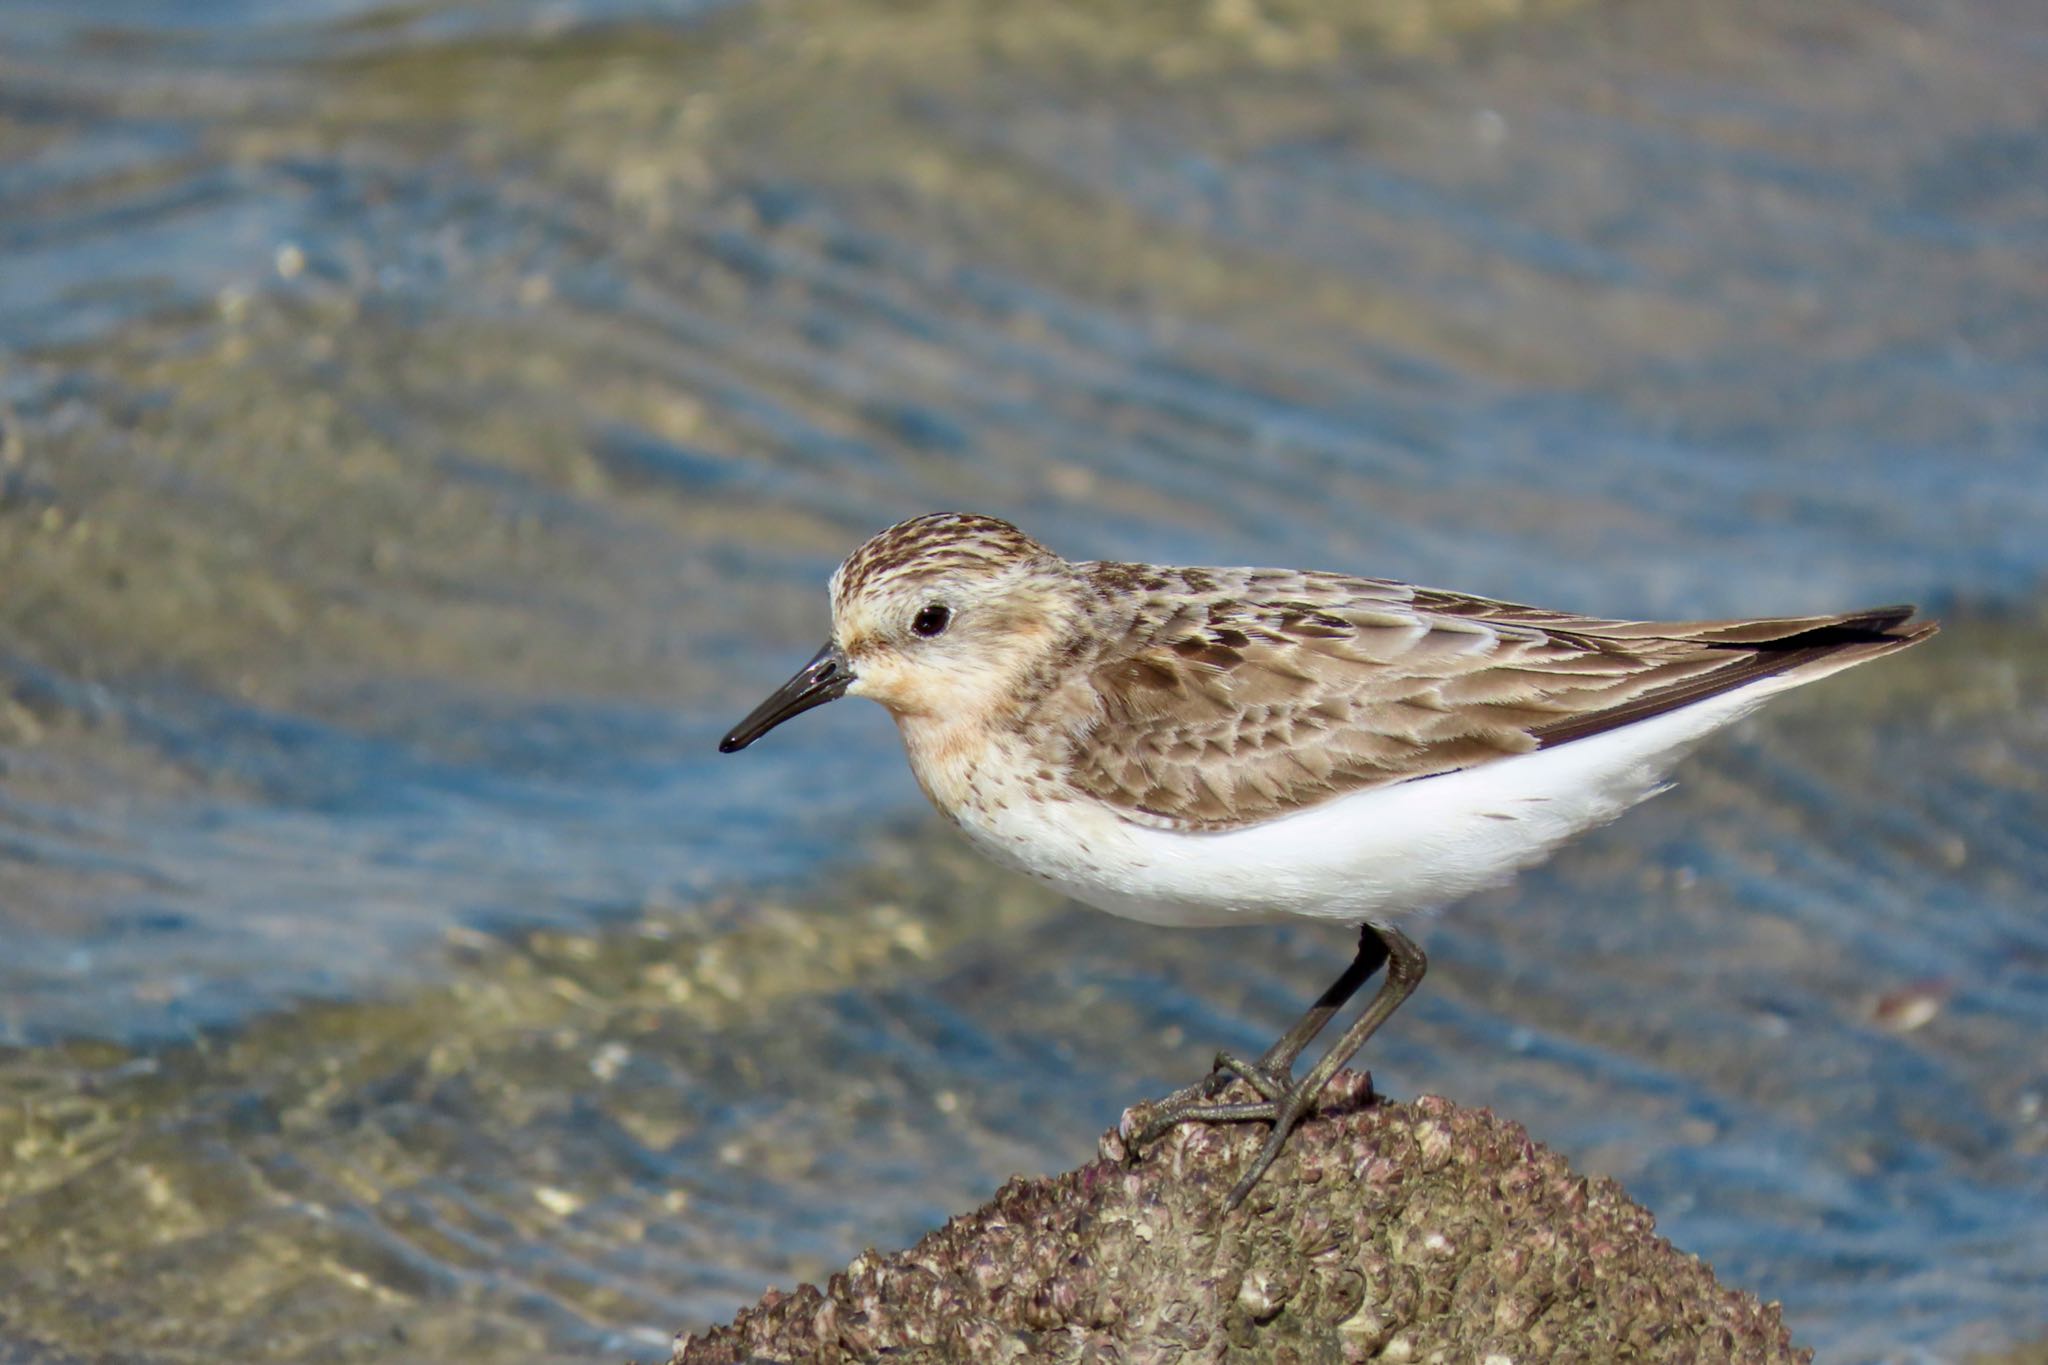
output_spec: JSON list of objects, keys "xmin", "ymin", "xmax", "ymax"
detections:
[{"xmin": 940, "ymin": 679, "xmax": 1786, "ymax": 928}]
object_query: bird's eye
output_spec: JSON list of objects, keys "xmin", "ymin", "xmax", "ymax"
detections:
[{"xmin": 911, "ymin": 603, "xmax": 952, "ymax": 638}]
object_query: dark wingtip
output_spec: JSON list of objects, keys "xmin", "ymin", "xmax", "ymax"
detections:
[
  {"xmin": 1896, "ymin": 618, "xmax": 1940, "ymax": 646},
  {"xmin": 1785, "ymin": 605, "xmax": 1937, "ymax": 649},
  {"xmin": 1837, "ymin": 603, "xmax": 1920, "ymax": 635}
]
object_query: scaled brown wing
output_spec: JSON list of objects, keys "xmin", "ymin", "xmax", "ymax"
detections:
[{"xmin": 1062, "ymin": 571, "xmax": 1925, "ymax": 832}]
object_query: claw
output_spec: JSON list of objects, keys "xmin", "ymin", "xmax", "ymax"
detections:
[
  {"xmin": 1125, "ymin": 1048, "xmax": 1299, "ymax": 1152},
  {"xmin": 1221, "ymin": 1090, "xmax": 1318, "ymax": 1209},
  {"xmin": 1209, "ymin": 1051, "xmax": 1291, "ymax": 1101},
  {"xmin": 1122, "ymin": 922, "xmax": 1423, "ymax": 1208},
  {"xmin": 1131, "ymin": 1096, "xmax": 1282, "ymax": 1149},
  {"xmin": 1123, "ymin": 1067, "xmax": 1383, "ymax": 1207}
]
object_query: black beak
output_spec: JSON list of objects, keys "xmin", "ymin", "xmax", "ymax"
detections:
[{"xmin": 718, "ymin": 642, "xmax": 854, "ymax": 753}]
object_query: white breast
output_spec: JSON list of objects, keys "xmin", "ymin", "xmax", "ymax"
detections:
[{"xmin": 931, "ymin": 676, "xmax": 1794, "ymax": 929}]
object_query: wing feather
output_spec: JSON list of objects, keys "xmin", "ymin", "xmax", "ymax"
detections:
[{"xmin": 1059, "ymin": 566, "xmax": 1933, "ymax": 831}]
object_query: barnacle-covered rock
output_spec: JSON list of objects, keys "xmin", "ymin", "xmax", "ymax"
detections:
[{"xmin": 672, "ymin": 1075, "xmax": 1810, "ymax": 1363}]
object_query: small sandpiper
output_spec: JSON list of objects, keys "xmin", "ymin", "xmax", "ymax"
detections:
[{"xmin": 720, "ymin": 513, "xmax": 1935, "ymax": 1206}]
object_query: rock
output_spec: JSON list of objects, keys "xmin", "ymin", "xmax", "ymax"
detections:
[{"xmin": 672, "ymin": 1074, "xmax": 1810, "ymax": 1363}]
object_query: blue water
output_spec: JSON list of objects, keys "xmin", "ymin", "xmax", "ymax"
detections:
[{"xmin": 0, "ymin": 0, "xmax": 2043, "ymax": 1358}]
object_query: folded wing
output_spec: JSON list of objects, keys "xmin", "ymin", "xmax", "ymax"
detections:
[{"xmin": 1063, "ymin": 566, "xmax": 1934, "ymax": 832}]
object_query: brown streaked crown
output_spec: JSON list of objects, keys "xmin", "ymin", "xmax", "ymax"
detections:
[{"xmin": 832, "ymin": 513, "xmax": 1055, "ymax": 609}]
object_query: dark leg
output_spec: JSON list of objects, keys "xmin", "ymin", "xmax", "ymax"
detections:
[
  {"xmin": 1147, "ymin": 925, "xmax": 1390, "ymax": 1108},
  {"xmin": 1132, "ymin": 925, "xmax": 1427, "ymax": 1210},
  {"xmin": 1243, "ymin": 926, "xmax": 1392, "ymax": 1076}
]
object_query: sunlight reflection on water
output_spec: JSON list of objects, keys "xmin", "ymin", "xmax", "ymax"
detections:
[{"xmin": 0, "ymin": 0, "xmax": 2043, "ymax": 1357}]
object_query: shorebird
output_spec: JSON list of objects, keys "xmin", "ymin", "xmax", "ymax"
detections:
[{"xmin": 720, "ymin": 513, "xmax": 1935, "ymax": 1206}]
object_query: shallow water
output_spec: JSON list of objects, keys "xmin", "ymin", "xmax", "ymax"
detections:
[{"xmin": 0, "ymin": 0, "xmax": 2044, "ymax": 1359}]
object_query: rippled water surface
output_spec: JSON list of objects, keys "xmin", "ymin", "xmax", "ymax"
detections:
[{"xmin": 1, "ymin": 0, "xmax": 2044, "ymax": 1359}]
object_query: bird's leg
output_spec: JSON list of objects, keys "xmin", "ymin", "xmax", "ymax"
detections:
[
  {"xmin": 1216, "ymin": 927, "xmax": 1424, "ymax": 1207},
  {"xmin": 1240, "ymin": 924, "xmax": 1392, "ymax": 1080},
  {"xmin": 1176, "ymin": 926, "xmax": 1390, "ymax": 1104},
  {"xmin": 1128, "ymin": 926, "xmax": 1426, "ymax": 1210}
]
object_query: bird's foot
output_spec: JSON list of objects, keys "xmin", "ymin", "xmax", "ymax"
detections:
[
  {"xmin": 1120, "ymin": 1052, "xmax": 1347, "ymax": 1209},
  {"xmin": 1132, "ymin": 1050, "xmax": 1290, "ymax": 1126}
]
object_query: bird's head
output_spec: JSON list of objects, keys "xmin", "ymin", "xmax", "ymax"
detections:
[{"xmin": 719, "ymin": 513, "xmax": 1077, "ymax": 752}]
